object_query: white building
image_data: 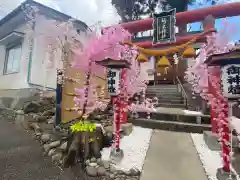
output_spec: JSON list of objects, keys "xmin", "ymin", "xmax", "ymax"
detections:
[{"xmin": 0, "ymin": 0, "xmax": 88, "ymax": 90}]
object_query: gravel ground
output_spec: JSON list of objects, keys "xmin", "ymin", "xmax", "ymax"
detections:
[
  {"xmin": 101, "ymin": 126, "xmax": 152, "ymax": 172},
  {"xmin": 0, "ymin": 115, "xmax": 102, "ymax": 180},
  {"xmin": 191, "ymin": 133, "xmax": 240, "ymax": 180}
]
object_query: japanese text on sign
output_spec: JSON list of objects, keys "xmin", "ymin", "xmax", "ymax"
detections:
[
  {"xmin": 107, "ymin": 68, "xmax": 120, "ymax": 96},
  {"xmin": 153, "ymin": 8, "xmax": 176, "ymax": 45},
  {"xmin": 221, "ymin": 64, "xmax": 240, "ymax": 99}
]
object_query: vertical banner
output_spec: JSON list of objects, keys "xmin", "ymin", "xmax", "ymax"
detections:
[
  {"xmin": 152, "ymin": 8, "xmax": 176, "ymax": 45},
  {"xmin": 107, "ymin": 68, "xmax": 120, "ymax": 96},
  {"xmin": 221, "ymin": 64, "xmax": 240, "ymax": 99}
]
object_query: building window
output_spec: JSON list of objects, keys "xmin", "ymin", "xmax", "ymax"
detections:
[{"xmin": 4, "ymin": 43, "xmax": 22, "ymax": 74}]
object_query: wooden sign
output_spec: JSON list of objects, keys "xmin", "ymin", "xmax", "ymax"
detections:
[
  {"xmin": 107, "ymin": 68, "xmax": 120, "ymax": 96},
  {"xmin": 221, "ymin": 64, "xmax": 240, "ymax": 99},
  {"xmin": 152, "ymin": 8, "xmax": 176, "ymax": 45}
]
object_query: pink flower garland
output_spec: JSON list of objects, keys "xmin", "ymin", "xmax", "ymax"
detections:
[
  {"xmin": 72, "ymin": 25, "xmax": 156, "ymax": 116},
  {"xmin": 185, "ymin": 24, "xmax": 235, "ymax": 172}
]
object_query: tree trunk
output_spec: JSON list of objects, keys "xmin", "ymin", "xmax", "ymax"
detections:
[{"xmin": 64, "ymin": 126, "xmax": 113, "ymax": 168}]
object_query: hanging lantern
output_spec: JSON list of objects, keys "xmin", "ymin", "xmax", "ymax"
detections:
[
  {"xmin": 137, "ymin": 53, "xmax": 148, "ymax": 63},
  {"xmin": 182, "ymin": 46, "xmax": 196, "ymax": 58},
  {"xmin": 157, "ymin": 56, "xmax": 171, "ymax": 67}
]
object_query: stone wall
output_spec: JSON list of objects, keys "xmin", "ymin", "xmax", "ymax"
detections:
[{"xmin": 0, "ymin": 88, "xmax": 41, "ymax": 109}]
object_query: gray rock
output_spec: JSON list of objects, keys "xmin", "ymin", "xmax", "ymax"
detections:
[
  {"xmin": 89, "ymin": 162, "xmax": 98, "ymax": 167},
  {"xmin": 110, "ymin": 165, "xmax": 117, "ymax": 173},
  {"xmin": 35, "ymin": 132, "xmax": 42, "ymax": 136},
  {"xmin": 104, "ymin": 126, "xmax": 114, "ymax": 133},
  {"xmin": 47, "ymin": 116, "xmax": 55, "ymax": 124},
  {"xmin": 129, "ymin": 168, "xmax": 140, "ymax": 176},
  {"xmin": 85, "ymin": 160, "xmax": 90, "ymax": 166},
  {"xmin": 29, "ymin": 123, "xmax": 41, "ymax": 132},
  {"xmin": 121, "ymin": 123, "xmax": 133, "ymax": 136},
  {"xmin": 48, "ymin": 148, "xmax": 56, "ymax": 156},
  {"xmin": 34, "ymin": 114, "xmax": 48, "ymax": 123},
  {"xmin": 42, "ymin": 109, "xmax": 55, "ymax": 117},
  {"xmin": 86, "ymin": 166, "xmax": 97, "ymax": 176},
  {"xmin": 43, "ymin": 144, "xmax": 51, "ymax": 152},
  {"xmin": 97, "ymin": 166, "xmax": 106, "ymax": 176},
  {"xmin": 95, "ymin": 115, "xmax": 103, "ymax": 120},
  {"xmin": 232, "ymin": 135, "xmax": 239, "ymax": 148},
  {"xmin": 23, "ymin": 102, "xmax": 40, "ymax": 114},
  {"xmin": 59, "ymin": 142, "xmax": 67, "ymax": 151},
  {"xmin": 43, "ymin": 140, "xmax": 60, "ymax": 152},
  {"xmin": 109, "ymin": 173, "xmax": 115, "ymax": 179},
  {"xmin": 97, "ymin": 158, "xmax": 102, "ymax": 165},
  {"xmin": 16, "ymin": 110, "xmax": 24, "ymax": 115},
  {"xmin": 90, "ymin": 157, "xmax": 97, "ymax": 162},
  {"xmin": 41, "ymin": 134, "xmax": 51, "ymax": 143},
  {"xmin": 216, "ymin": 168, "xmax": 237, "ymax": 180},
  {"xmin": 52, "ymin": 152, "xmax": 62, "ymax": 162},
  {"xmin": 48, "ymin": 140, "xmax": 61, "ymax": 149},
  {"xmin": 102, "ymin": 160, "xmax": 110, "ymax": 169},
  {"xmin": 23, "ymin": 114, "xmax": 35, "ymax": 122}
]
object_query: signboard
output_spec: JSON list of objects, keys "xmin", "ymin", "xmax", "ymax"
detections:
[
  {"xmin": 107, "ymin": 68, "xmax": 120, "ymax": 96},
  {"xmin": 152, "ymin": 8, "xmax": 176, "ymax": 45},
  {"xmin": 221, "ymin": 64, "xmax": 240, "ymax": 99}
]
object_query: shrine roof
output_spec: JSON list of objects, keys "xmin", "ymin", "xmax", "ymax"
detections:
[{"xmin": 205, "ymin": 48, "xmax": 240, "ymax": 66}]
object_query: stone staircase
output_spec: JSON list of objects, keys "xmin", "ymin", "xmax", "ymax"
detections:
[
  {"xmin": 146, "ymin": 84, "xmax": 186, "ymax": 108},
  {"xmin": 129, "ymin": 85, "xmax": 211, "ymax": 133}
]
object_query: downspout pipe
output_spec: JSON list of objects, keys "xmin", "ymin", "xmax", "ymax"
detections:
[{"xmin": 26, "ymin": 17, "xmax": 55, "ymax": 91}]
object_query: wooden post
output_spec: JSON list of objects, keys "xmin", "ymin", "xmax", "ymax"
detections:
[{"xmin": 203, "ymin": 15, "xmax": 215, "ymax": 31}]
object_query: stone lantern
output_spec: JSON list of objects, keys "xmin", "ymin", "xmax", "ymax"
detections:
[
  {"xmin": 205, "ymin": 48, "xmax": 240, "ymax": 180},
  {"xmin": 96, "ymin": 57, "xmax": 131, "ymax": 162},
  {"xmin": 205, "ymin": 49, "xmax": 240, "ymax": 99}
]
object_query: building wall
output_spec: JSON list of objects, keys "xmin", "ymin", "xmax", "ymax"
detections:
[
  {"xmin": 0, "ymin": 23, "xmax": 30, "ymax": 89},
  {"xmin": 0, "ymin": 14, "xmax": 87, "ymax": 90},
  {"xmin": 29, "ymin": 14, "xmax": 59, "ymax": 89}
]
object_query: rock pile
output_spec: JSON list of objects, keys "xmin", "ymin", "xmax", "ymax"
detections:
[
  {"xmin": 14, "ymin": 96, "xmax": 68, "ymax": 166},
  {"xmin": 85, "ymin": 157, "xmax": 140, "ymax": 180},
  {"xmin": 5, "ymin": 93, "xmax": 140, "ymax": 180}
]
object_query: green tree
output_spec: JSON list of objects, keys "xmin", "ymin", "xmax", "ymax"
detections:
[{"xmin": 111, "ymin": 0, "xmax": 222, "ymax": 23}]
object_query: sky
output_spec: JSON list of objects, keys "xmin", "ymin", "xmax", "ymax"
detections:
[
  {"xmin": 188, "ymin": 0, "xmax": 240, "ymax": 42},
  {"xmin": 0, "ymin": 0, "xmax": 239, "ymax": 41},
  {"xmin": 0, "ymin": 0, "xmax": 121, "ymax": 27}
]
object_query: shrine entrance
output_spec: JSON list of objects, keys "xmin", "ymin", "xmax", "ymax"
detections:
[{"xmin": 154, "ymin": 55, "xmax": 176, "ymax": 85}]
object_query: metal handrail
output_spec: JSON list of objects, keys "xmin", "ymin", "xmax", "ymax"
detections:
[{"xmin": 176, "ymin": 76, "xmax": 188, "ymax": 108}]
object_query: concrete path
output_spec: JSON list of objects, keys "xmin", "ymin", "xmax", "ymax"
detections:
[
  {"xmin": 140, "ymin": 130, "xmax": 208, "ymax": 180},
  {"xmin": 0, "ymin": 116, "xmax": 94, "ymax": 180}
]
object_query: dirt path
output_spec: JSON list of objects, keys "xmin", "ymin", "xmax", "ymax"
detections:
[
  {"xmin": 140, "ymin": 130, "xmax": 208, "ymax": 180},
  {"xmin": 0, "ymin": 116, "xmax": 97, "ymax": 180}
]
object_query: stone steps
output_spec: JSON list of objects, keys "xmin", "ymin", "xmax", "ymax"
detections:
[
  {"xmin": 132, "ymin": 106, "xmax": 211, "ymax": 133},
  {"xmin": 155, "ymin": 103, "xmax": 186, "ymax": 108},
  {"xmin": 129, "ymin": 118, "xmax": 211, "ymax": 133},
  {"xmin": 137, "ymin": 111, "xmax": 210, "ymax": 124},
  {"xmin": 136, "ymin": 85, "xmax": 211, "ymax": 133},
  {"xmin": 157, "ymin": 98, "xmax": 183, "ymax": 104},
  {"xmin": 146, "ymin": 90, "xmax": 179, "ymax": 94}
]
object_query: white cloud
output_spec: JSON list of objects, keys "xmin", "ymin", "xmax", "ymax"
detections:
[{"xmin": 0, "ymin": 0, "xmax": 121, "ymax": 27}]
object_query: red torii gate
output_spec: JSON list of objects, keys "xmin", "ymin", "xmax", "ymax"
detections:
[
  {"xmin": 105, "ymin": 2, "xmax": 240, "ymax": 173},
  {"xmin": 105, "ymin": 2, "xmax": 240, "ymax": 48}
]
